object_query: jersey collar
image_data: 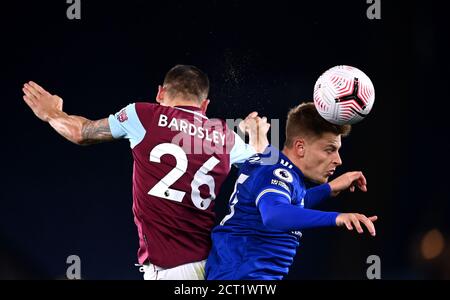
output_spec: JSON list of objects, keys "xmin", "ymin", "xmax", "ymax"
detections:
[
  {"xmin": 173, "ymin": 105, "xmax": 208, "ymax": 119},
  {"xmin": 276, "ymin": 146, "xmax": 305, "ymax": 179}
]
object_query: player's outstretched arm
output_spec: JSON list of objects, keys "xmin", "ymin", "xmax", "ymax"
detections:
[
  {"xmin": 22, "ymin": 81, "xmax": 114, "ymax": 146},
  {"xmin": 258, "ymin": 193, "xmax": 377, "ymax": 237}
]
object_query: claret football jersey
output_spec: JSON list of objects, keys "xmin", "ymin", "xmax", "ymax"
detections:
[{"xmin": 108, "ymin": 103, "xmax": 255, "ymax": 268}]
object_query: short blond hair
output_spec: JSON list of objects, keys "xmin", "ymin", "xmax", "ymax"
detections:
[{"xmin": 284, "ymin": 102, "xmax": 351, "ymax": 148}]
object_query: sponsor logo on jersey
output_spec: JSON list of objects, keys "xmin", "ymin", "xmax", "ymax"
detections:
[
  {"xmin": 273, "ymin": 168, "xmax": 294, "ymax": 183},
  {"xmin": 270, "ymin": 179, "xmax": 291, "ymax": 193}
]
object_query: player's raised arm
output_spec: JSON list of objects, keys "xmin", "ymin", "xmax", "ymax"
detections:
[
  {"xmin": 228, "ymin": 112, "xmax": 270, "ymax": 167},
  {"xmin": 22, "ymin": 81, "xmax": 114, "ymax": 146},
  {"xmin": 239, "ymin": 112, "xmax": 270, "ymax": 153}
]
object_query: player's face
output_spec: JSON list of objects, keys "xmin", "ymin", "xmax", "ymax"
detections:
[{"xmin": 302, "ymin": 133, "xmax": 343, "ymax": 184}]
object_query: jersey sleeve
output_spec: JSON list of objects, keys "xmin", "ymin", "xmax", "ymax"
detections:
[
  {"xmin": 304, "ymin": 183, "xmax": 332, "ymax": 208},
  {"xmin": 259, "ymin": 193, "xmax": 339, "ymax": 231},
  {"xmin": 252, "ymin": 167, "xmax": 295, "ymax": 208},
  {"xmin": 252, "ymin": 167, "xmax": 338, "ymax": 231},
  {"xmin": 108, "ymin": 103, "xmax": 146, "ymax": 148},
  {"xmin": 229, "ymin": 131, "xmax": 257, "ymax": 166}
]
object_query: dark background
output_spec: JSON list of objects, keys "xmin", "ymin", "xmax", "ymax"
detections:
[{"xmin": 1, "ymin": 0, "xmax": 448, "ymax": 279}]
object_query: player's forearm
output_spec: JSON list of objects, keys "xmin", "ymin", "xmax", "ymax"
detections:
[
  {"xmin": 304, "ymin": 184, "xmax": 332, "ymax": 208},
  {"xmin": 248, "ymin": 131, "xmax": 269, "ymax": 153},
  {"xmin": 48, "ymin": 112, "xmax": 112, "ymax": 145},
  {"xmin": 47, "ymin": 111, "xmax": 89, "ymax": 145}
]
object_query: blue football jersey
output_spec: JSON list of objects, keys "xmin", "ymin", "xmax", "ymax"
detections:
[{"xmin": 206, "ymin": 146, "xmax": 309, "ymax": 280}]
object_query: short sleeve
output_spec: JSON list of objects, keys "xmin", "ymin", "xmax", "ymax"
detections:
[
  {"xmin": 229, "ymin": 132, "xmax": 257, "ymax": 166},
  {"xmin": 108, "ymin": 103, "xmax": 146, "ymax": 148}
]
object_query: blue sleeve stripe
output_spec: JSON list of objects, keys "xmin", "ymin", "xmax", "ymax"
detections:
[{"xmin": 255, "ymin": 188, "xmax": 291, "ymax": 206}]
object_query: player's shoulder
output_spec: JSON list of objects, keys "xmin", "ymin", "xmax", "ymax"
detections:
[
  {"xmin": 241, "ymin": 152, "xmax": 301, "ymax": 200},
  {"xmin": 132, "ymin": 102, "xmax": 165, "ymax": 124},
  {"xmin": 134, "ymin": 102, "xmax": 159, "ymax": 112},
  {"xmin": 244, "ymin": 147, "xmax": 300, "ymax": 184}
]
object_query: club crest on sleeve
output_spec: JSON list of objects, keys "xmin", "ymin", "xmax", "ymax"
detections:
[
  {"xmin": 273, "ymin": 168, "xmax": 293, "ymax": 183},
  {"xmin": 117, "ymin": 109, "xmax": 128, "ymax": 123}
]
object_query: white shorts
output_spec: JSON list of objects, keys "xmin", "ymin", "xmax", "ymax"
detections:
[{"xmin": 143, "ymin": 260, "xmax": 206, "ymax": 280}]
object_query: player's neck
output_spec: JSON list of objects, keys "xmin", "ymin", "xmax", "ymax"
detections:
[
  {"xmin": 282, "ymin": 147, "xmax": 302, "ymax": 171},
  {"xmin": 164, "ymin": 98, "xmax": 201, "ymax": 108}
]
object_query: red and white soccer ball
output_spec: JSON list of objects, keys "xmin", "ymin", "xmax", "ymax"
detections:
[{"xmin": 313, "ymin": 65, "xmax": 375, "ymax": 125}]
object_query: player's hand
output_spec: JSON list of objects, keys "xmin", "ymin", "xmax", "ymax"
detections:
[
  {"xmin": 336, "ymin": 213, "xmax": 378, "ymax": 236},
  {"xmin": 328, "ymin": 171, "xmax": 367, "ymax": 197},
  {"xmin": 239, "ymin": 112, "xmax": 271, "ymax": 153},
  {"xmin": 239, "ymin": 111, "xmax": 257, "ymax": 134},
  {"xmin": 239, "ymin": 112, "xmax": 271, "ymax": 136},
  {"xmin": 22, "ymin": 81, "xmax": 63, "ymax": 122}
]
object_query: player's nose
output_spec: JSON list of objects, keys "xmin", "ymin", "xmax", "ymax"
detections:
[{"xmin": 333, "ymin": 152, "xmax": 342, "ymax": 166}]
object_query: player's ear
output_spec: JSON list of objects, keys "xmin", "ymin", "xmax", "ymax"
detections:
[
  {"xmin": 200, "ymin": 99, "xmax": 210, "ymax": 115},
  {"xmin": 294, "ymin": 139, "xmax": 306, "ymax": 157},
  {"xmin": 156, "ymin": 85, "xmax": 165, "ymax": 104}
]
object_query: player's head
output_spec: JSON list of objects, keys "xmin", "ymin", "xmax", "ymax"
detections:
[
  {"xmin": 157, "ymin": 65, "xmax": 210, "ymax": 109},
  {"xmin": 283, "ymin": 102, "xmax": 351, "ymax": 184}
]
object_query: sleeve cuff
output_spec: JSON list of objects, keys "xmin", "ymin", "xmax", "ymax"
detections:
[
  {"xmin": 324, "ymin": 183, "xmax": 332, "ymax": 197},
  {"xmin": 108, "ymin": 114, "xmax": 123, "ymax": 139},
  {"xmin": 327, "ymin": 212, "xmax": 340, "ymax": 227}
]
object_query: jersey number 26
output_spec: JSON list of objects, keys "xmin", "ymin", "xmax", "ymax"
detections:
[{"xmin": 148, "ymin": 143, "xmax": 220, "ymax": 210}]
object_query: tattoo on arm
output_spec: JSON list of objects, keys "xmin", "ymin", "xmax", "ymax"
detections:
[{"xmin": 81, "ymin": 118, "xmax": 114, "ymax": 145}]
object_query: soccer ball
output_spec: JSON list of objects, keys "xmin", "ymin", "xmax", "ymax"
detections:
[{"xmin": 313, "ymin": 65, "xmax": 375, "ymax": 125}]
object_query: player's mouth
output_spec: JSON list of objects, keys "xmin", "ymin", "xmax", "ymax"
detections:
[{"xmin": 326, "ymin": 169, "xmax": 335, "ymax": 177}]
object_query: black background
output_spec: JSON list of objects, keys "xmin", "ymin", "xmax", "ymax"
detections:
[{"xmin": 1, "ymin": 0, "xmax": 449, "ymax": 279}]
